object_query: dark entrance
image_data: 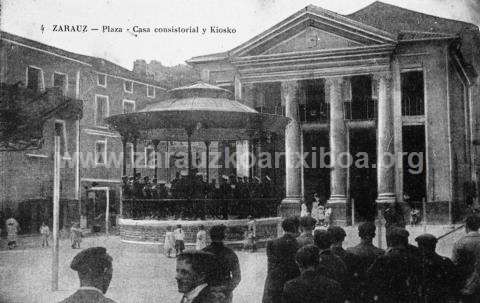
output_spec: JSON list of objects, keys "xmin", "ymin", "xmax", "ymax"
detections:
[
  {"xmin": 402, "ymin": 125, "xmax": 426, "ymax": 205},
  {"xmin": 303, "ymin": 130, "xmax": 330, "ymax": 203},
  {"xmin": 349, "ymin": 128, "xmax": 377, "ymax": 222}
]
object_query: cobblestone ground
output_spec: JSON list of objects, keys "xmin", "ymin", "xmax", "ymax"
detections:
[{"xmin": 0, "ymin": 224, "xmax": 465, "ymax": 303}]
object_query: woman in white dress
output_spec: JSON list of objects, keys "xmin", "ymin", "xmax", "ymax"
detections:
[
  {"xmin": 195, "ymin": 225, "xmax": 207, "ymax": 250},
  {"xmin": 300, "ymin": 202, "xmax": 310, "ymax": 217},
  {"xmin": 6, "ymin": 217, "xmax": 19, "ymax": 249},
  {"xmin": 310, "ymin": 193, "xmax": 325, "ymax": 226},
  {"xmin": 164, "ymin": 226, "xmax": 176, "ymax": 257}
]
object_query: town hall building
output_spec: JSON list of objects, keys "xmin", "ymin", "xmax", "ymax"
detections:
[{"xmin": 187, "ymin": 2, "xmax": 480, "ymax": 223}]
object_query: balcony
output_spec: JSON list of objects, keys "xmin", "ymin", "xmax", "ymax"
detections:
[
  {"xmin": 255, "ymin": 105, "xmax": 285, "ymax": 116},
  {"xmin": 402, "ymin": 96, "xmax": 424, "ymax": 116},
  {"xmin": 299, "ymin": 102, "xmax": 329, "ymax": 123},
  {"xmin": 344, "ymin": 97, "xmax": 377, "ymax": 121}
]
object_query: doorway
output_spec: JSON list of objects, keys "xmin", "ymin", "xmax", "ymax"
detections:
[
  {"xmin": 349, "ymin": 128, "xmax": 377, "ymax": 222},
  {"xmin": 402, "ymin": 125, "xmax": 426, "ymax": 205},
  {"xmin": 303, "ymin": 130, "xmax": 330, "ymax": 203}
]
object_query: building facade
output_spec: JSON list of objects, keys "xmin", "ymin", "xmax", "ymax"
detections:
[
  {"xmin": 0, "ymin": 31, "xmax": 167, "ymax": 231},
  {"xmin": 187, "ymin": 2, "xmax": 480, "ymax": 223}
]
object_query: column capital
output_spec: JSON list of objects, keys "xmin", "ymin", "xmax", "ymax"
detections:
[
  {"xmin": 280, "ymin": 80, "xmax": 299, "ymax": 94},
  {"xmin": 324, "ymin": 76, "xmax": 344, "ymax": 87},
  {"xmin": 373, "ymin": 72, "xmax": 393, "ymax": 82}
]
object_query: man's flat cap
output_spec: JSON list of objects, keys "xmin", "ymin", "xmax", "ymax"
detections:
[
  {"xmin": 70, "ymin": 247, "xmax": 112, "ymax": 274},
  {"xmin": 415, "ymin": 233, "xmax": 437, "ymax": 245},
  {"xmin": 358, "ymin": 222, "xmax": 376, "ymax": 238},
  {"xmin": 327, "ymin": 226, "xmax": 347, "ymax": 242},
  {"xmin": 299, "ymin": 216, "xmax": 317, "ymax": 228},
  {"xmin": 387, "ymin": 227, "xmax": 409, "ymax": 239}
]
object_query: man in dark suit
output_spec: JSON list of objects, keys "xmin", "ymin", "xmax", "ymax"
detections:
[
  {"xmin": 313, "ymin": 230, "xmax": 348, "ymax": 290},
  {"xmin": 416, "ymin": 234, "xmax": 460, "ymax": 302},
  {"xmin": 367, "ymin": 227, "xmax": 422, "ymax": 302},
  {"xmin": 296, "ymin": 216, "xmax": 316, "ymax": 248},
  {"xmin": 327, "ymin": 226, "xmax": 362, "ymax": 301},
  {"xmin": 452, "ymin": 215, "xmax": 480, "ymax": 302},
  {"xmin": 58, "ymin": 247, "xmax": 116, "ymax": 303},
  {"xmin": 176, "ymin": 251, "xmax": 227, "ymax": 303},
  {"xmin": 347, "ymin": 222, "xmax": 384, "ymax": 302},
  {"xmin": 282, "ymin": 244, "xmax": 344, "ymax": 303},
  {"xmin": 203, "ymin": 225, "xmax": 241, "ymax": 303},
  {"xmin": 262, "ymin": 217, "xmax": 300, "ymax": 303}
]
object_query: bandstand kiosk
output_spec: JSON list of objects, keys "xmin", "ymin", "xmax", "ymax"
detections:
[{"xmin": 105, "ymin": 82, "xmax": 289, "ymax": 247}]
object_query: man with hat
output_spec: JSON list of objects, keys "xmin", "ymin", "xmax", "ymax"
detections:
[
  {"xmin": 415, "ymin": 233, "xmax": 460, "ymax": 302},
  {"xmin": 202, "ymin": 225, "xmax": 241, "ymax": 303},
  {"xmin": 327, "ymin": 226, "xmax": 361, "ymax": 301},
  {"xmin": 313, "ymin": 229, "xmax": 348, "ymax": 286},
  {"xmin": 347, "ymin": 222, "xmax": 384, "ymax": 302},
  {"xmin": 176, "ymin": 251, "xmax": 227, "ymax": 303},
  {"xmin": 282, "ymin": 245, "xmax": 344, "ymax": 303},
  {"xmin": 59, "ymin": 247, "xmax": 116, "ymax": 303},
  {"xmin": 452, "ymin": 214, "xmax": 480, "ymax": 302},
  {"xmin": 367, "ymin": 227, "xmax": 422, "ymax": 302},
  {"xmin": 262, "ymin": 217, "xmax": 300, "ymax": 303}
]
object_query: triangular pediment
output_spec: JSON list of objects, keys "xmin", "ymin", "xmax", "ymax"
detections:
[
  {"xmin": 231, "ymin": 5, "xmax": 396, "ymax": 57},
  {"xmin": 262, "ymin": 26, "xmax": 362, "ymax": 55}
]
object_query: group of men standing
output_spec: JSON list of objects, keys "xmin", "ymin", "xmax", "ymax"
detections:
[
  {"xmin": 263, "ymin": 215, "xmax": 480, "ymax": 303},
  {"xmin": 122, "ymin": 171, "xmax": 278, "ymax": 201}
]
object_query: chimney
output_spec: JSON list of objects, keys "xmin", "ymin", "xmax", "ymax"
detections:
[{"xmin": 133, "ymin": 59, "xmax": 147, "ymax": 76}]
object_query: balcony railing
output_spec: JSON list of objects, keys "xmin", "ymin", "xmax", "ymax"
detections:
[
  {"xmin": 299, "ymin": 103, "xmax": 330, "ymax": 123},
  {"xmin": 255, "ymin": 106, "xmax": 285, "ymax": 116},
  {"xmin": 122, "ymin": 198, "xmax": 282, "ymax": 220},
  {"xmin": 344, "ymin": 97, "xmax": 377, "ymax": 121},
  {"xmin": 402, "ymin": 96, "xmax": 424, "ymax": 116}
]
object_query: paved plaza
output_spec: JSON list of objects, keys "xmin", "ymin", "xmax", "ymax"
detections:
[{"xmin": 0, "ymin": 224, "xmax": 466, "ymax": 303}]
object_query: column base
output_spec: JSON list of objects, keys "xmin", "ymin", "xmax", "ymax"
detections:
[
  {"xmin": 279, "ymin": 197, "xmax": 302, "ymax": 218},
  {"xmin": 376, "ymin": 193, "xmax": 396, "ymax": 205},
  {"xmin": 327, "ymin": 196, "xmax": 347, "ymax": 226}
]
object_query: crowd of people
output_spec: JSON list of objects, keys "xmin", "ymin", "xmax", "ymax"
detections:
[
  {"xmin": 59, "ymin": 214, "xmax": 480, "ymax": 303},
  {"xmin": 262, "ymin": 215, "xmax": 480, "ymax": 303},
  {"xmin": 122, "ymin": 171, "xmax": 280, "ymax": 200}
]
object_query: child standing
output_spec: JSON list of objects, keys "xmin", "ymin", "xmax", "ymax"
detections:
[
  {"xmin": 243, "ymin": 216, "xmax": 257, "ymax": 252},
  {"xmin": 164, "ymin": 226, "xmax": 176, "ymax": 258},
  {"xmin": 70, "ymin": 222, "xmax": 82, "ymax": 249},
  {"xmin": 6, "ymin": 217, "xmax": 20, "ymax": 250},
  {"xmin": 174, "ymin": 224, "xmax": 185, "ymax": 256},
  {"xmin": 195, "ymin": 225, "xmax": 207, "ymax": 250},
  {"xmin": 40, "ymin": 222, "xmax": 50, "ymax": 247}
]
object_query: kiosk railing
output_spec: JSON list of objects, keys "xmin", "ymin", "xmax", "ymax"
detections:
[{"xmin": 122, "ymin": 198, "xmax": 282, "ymax": 220}]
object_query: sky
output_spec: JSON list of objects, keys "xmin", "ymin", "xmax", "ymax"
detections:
[{"xmin": 1, "ymin": 0, "xmax": 479, "ymax": 69}]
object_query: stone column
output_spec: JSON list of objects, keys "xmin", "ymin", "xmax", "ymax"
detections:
[
  {"xmin": 234, "ymin": 74, "xmax": 242, "ymax": 101},
  {"xmin": 375, "ymin": 72, "xmax": 396, "ymax": 205},
  {"xmin": 132, "ymin": 138, "xmax": 138, "ymax": 177},
  {"xmin": 152, "ymin": 139, "xmax": 160, "ymax": 180},
  {"xmin": 280, "ymin": 80, "xmax": 302, "ymax": 217},
  {"xmin": 327, "ymin": 77, "xmax": 348, "ymax": 223},
  {"xmin": 236, "ymin": 140, "xmax": 250, "ymax": 178},
  {"xmin": 121, "ymin": 136, "xmax": 128, "ymax": 176}
]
